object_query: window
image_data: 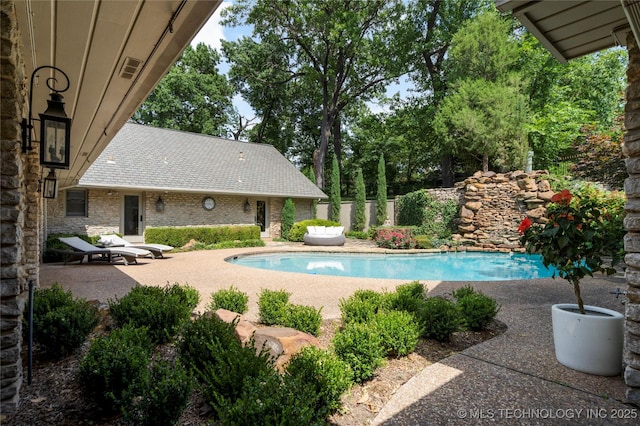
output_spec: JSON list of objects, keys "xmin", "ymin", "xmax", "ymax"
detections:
[{"xmin": 66, "ymin": 190, "xmax": 87, "ymax": 217}]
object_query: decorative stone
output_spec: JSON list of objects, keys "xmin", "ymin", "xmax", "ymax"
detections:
[
  {"xmin": 537, "ymin": 180, "xmax": 551, "ymax": 192},
  {"xmin": 465, "ymin": 201, "xmax": 482, "ymax": 211},
  {"xmin": 527, "ymin": 207, "xmax": 546, "ymax": 219},
  {"xmin": 253, "ymin": 326, "xmax": 320, "ymax": 370},
  {"xmin": 460, "ymin": 206, "xmax": 474, "ymax": 219},
  {"xmin": 458, "ymin": 224, "xmax": 475, "ymax": 233},
  {"xmin": 215, "ymin": 308, "xmax": 241, "ymax": 324},
  {"xmin": 537, "ymin": 191, "xmax": 555, "ymax": 201}
]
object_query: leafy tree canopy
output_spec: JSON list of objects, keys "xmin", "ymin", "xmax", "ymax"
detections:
[{"xmin": 133, "ymin": 43, "xmax": 234, "ymax": 136}]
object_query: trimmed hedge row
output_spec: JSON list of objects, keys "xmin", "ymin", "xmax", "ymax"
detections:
[{"xmin": 144, "ymin": 225, "xmax": 261, "ymax": 247}]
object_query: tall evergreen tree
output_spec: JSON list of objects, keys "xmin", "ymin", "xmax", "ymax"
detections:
[
  {"xmin": 304, "ymin": 167, "xmax": 318, "ymax": 218},
  {"xmin": 330, "ymin": 155, "xmax": 341, "ymax": 222},
  {"xmin": 376, "ymin": 155, "xmax": 387, "ymax": 225},
  {"xmin": 434, "ymin": 10, "xmax": 528, "ymax": 173},
  {"xmin": 281, "ymin": 198, "xmax": 295, "ymax": 240},
  {"xmin": 353, "ymin": 168, "xmax": 366, "ymax": 232}
]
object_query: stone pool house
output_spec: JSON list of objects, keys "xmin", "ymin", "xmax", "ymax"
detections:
[
  {"xmin": 3, "ymin": 0, "xmax": 640, "ymax": 413},
  {"xmin": 45, "ymin": 122, "xmax": 325, "ymax": 240}
]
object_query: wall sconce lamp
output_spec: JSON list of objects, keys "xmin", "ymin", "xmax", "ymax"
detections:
[
  {"xmin": 42, "ymin": 169, "xmax": 58, "ymax": 199},
  {"xmin": 244, "ymin": 199, "xmax": 251, "ymax": 213},
  {"xmin": 156, "ymin": 196, "xmax": 165, "ymax": 212},
  {"xmin": 21, "ymin": 65, "xmax": 72, "ymax": 170}
]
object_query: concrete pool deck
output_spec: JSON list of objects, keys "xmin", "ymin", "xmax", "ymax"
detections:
[{"xmin": 40, "ymin": 240, "xmax": 637, "ymax": 424}]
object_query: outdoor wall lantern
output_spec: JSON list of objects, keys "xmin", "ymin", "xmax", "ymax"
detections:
[
  {"xmin": 21, "ymin": 65, "xmax": 72, "ymax": 170},
  {"xmin": 156, "ymin": 196, "xmax": 165, "ymax": 212},
  {"xmin": 42, "ymin": 169, "xmax": 58, "ymax": 199},
  {"xmin": 244, "ymin": 199, "xmax": 251, "ymax": 213}
]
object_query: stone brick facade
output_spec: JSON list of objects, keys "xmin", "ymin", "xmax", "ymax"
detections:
[
  {"xmin": 45, "ymin": 189, "xmax": 313, "ymax": 239},
  {"xmin": 623, "ymin": 33, "xmax": 640, "ymax": 406},
  {"xmin": 1, "ymin": 0, "xmax": 39, "ymax": 413}
]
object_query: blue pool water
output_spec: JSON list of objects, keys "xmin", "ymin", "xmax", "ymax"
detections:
[{"xmin": 227, "ymin": 252, "xmax": 557, "ymax": 281}]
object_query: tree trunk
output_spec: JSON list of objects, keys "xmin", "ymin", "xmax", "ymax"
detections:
[
  {"xmin": 315, "ymin": 108, "xmax": 332, "ymax": 189},
  {"xmin": 482, "ymin": 153, "xmax": 489, "ymax": 173}
]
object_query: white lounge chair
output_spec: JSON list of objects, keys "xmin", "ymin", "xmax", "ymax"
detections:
[
  {"xmin": 98, "ymin": 234, "xmax": 173, "ymax": 259},
  {"xmin": 58, "ymin": 236, "xmax": 151, "ymax": 265}
]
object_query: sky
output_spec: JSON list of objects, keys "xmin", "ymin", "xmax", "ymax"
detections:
[{"xmin": 190, "ymin": 1, "xmax": 412, "ymax": 119}]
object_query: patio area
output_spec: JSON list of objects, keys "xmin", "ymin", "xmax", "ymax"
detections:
[{"xmin": 39, "ymin": 240, "xmax": 637, "ymax": 424}]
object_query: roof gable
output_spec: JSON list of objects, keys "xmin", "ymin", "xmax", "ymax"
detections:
[{"xmin": 79, "ymin": 123, "xmax": 326, "ymax": 199}]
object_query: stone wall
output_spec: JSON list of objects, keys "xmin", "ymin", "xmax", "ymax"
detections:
[
  {"xmin": 451, "ymin": 170, "xmax": 554, "ymax": 250},
  {"xmin": 623, "ymin": 33, "xmax": 640, "ymax": 406},
  {"xmin": 0, "ymin": 0, "xmax": 33, "ymax": 412}
]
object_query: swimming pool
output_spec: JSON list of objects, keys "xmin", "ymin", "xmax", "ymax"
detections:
[{"xmin": 227, "ymin": 251, "xmax": 557, "ymax": 281}]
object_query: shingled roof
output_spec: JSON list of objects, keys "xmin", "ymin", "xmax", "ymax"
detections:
[{"xmin": 78, "ymin": 123, "xmax": 326, "ymax": 199}]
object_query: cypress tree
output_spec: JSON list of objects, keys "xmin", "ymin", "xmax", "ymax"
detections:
[
  {"xmin": 329, "ymin": 155, "xmax": 341, "ymax": 222},
  {"xmin": 281, "ymin": 198, "xmax": 295, "ymax": 239},
  {"xmin": 376, "ymin": 154, "xmax": 388, "ymax": 225},
  {"xmin": 353, "ymin": 168, "xmax": 366, "ymax": 232},
  {"xmin": 304, "ymin": 167, "xmax": 318, "ymax": 218}
]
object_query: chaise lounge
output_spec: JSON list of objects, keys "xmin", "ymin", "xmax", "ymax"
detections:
[
  {"xmin": 57, "ymin": 236, "xmax": 151, "ymax": 265},
  {"xmin": 98, "ymin": 234, "xmax": 174, "ymax": 259},
  {"xmin": 303, "ymin": 226, "xmax": 346, "ymax": 246}
]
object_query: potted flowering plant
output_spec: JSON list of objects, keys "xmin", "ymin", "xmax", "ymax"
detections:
[{"xmin": 518, "ymin": 188, "xmax": 625, "ymax": 376}]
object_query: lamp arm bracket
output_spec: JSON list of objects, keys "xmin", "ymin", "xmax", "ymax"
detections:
[{"xmin": 22, "ymin": 65, "xmax": 70, "ymax": 153}]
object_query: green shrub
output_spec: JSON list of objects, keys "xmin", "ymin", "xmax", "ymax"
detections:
[
  {"xmin": 258, "ymin": 289, "xmax": 291, "ymax": 325},
  {"xmin": 418, "ymin": 297, "xmax": 463, "ymax": 342},
  {"xmin": 109, "ymin": 283, "xmax": 199, "ymax": 345},
  {"xmin": 451, "ymin": 285, "xmax": 477, "ymax": 300},
  {"xmin": 332, "ymin": 322, "xmax": 384, "ymax": 383},
  {"xmin": 125, "ymin": 359, "xmax": 193, "ymax": 426},
  {"xmin": 144, "ymin": 225, "xmax": 261, "ymax": 247},
  {"xmin": 339, "ymin": 289, "xmax": 386, "ymax": 324},
  {"xmin": 373, "ymin": 310, "xmax": 422, "ymax": 358},
  {"xmin": 216, "ymin": 369, "xmax": 321, "ymax": 425},
  {"xmin": 281, "ymin": 198, "xmax": 295, "ymax": 240},
  {"xmin": 208, "ymin": 286, "xmax": 249, "ymax": 314},
  {"xmin": 197, "ymin": 337, "xmax": 275, "ymax": 418},
  {"xmin": 397, "ymin": 189, "xmax": 431, "ymax": 226},
  {"xmin": 201, "ymin": 239, "xmax": 266, "ymax": 250},
  {"xmin": 388, "ymin": 281, "xmax": 425, "ymax": 314},
  {"xmin": 79, "ymin": 325, "xmax": 152, "ymax": 414},
  {"xmin": 288, "ymin": 219, "xmax": 341, "ymax": 242},
  {"xmin": 283, "ymin": 304, "xmax": 323, "ymax": 336},
  {"xmin": 178, "ymin": 314, "xmax": 239, "ymax": 375},
  {"xmin": 285, "ymin": 346, "xmax": 353, "ymax": 417},
  {"xmin": 345, "ymin": 230, "xmax": 369, "ymax": 239},
  {"xmin": 454, "ymin": 288, "xmax": 500, "ymax": 331},
  {"xmin": 27, "ymin": 284, "xmax": 99, "ymax": 358},
  {"xmin": 414, "ymin": 235, "xmax": 432, "ymax": 249}
]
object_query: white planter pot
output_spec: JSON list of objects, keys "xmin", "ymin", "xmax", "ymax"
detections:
[{"xmin": 551, "ymin": 304, "xmax": 624, "ymax": 376}]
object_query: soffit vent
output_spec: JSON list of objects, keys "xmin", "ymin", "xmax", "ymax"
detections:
[{"xmin": 119, "ymin": 57, "xmax": 143, "ymax": 79}]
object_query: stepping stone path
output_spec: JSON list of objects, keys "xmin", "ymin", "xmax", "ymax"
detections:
[{"xmin": 214, "ymin": 309, "xmax": 321, "ymax": 370}]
